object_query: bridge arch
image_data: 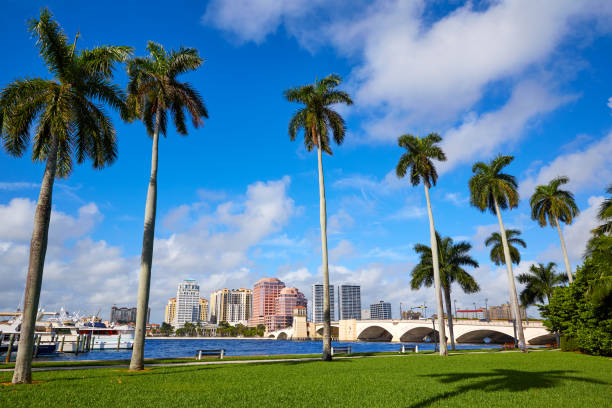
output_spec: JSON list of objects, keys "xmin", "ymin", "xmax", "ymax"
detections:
[
  {"xmin": 316, "ymin": 326, "xmax": 339, "ymax": 337},
  {"xmin": 399, "ymin": 326, "xmax": 445, "ymax": 343},
  {"xmin": 277, "ymin": 332, "xmax": 288, "ymax": 340},
  {"xmin": 357, "ymin": 325, "xmax": 393, "ymax": 342},
  {"xmin": 527, "ymin": 333, "xmax": 556, "ymax": 345},
  {"xmin": 455, "ymin": 329, "xmax": 515, "ymax": 344}
]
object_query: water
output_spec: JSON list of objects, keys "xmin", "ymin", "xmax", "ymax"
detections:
[{"xmin": 35, "ymin": 339, "xmax": 500, "ymax": 361}]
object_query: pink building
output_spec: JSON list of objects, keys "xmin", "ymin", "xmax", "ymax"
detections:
[
  {"xmin": 248, "ymin": 277, "xmax": 285, "ymax": 329},
  {"xmin": 269, "ymin": 287, "xmax": 307, "ymax": 331}
]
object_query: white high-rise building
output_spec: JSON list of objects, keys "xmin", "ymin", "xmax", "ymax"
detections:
[
  {"xmin": 174, "ymin": 279, "xmax": 200, "ymax": 327},
  {"xmin": 210, "ymin": 288, "xmax": 252, "ymax": 324},
  {"xmin": 370, "ymin": 301, "xmax": 392, "ymax": 320},
  {"xmin": 338, "ymin": 284, "xmax": 362, "ymax": 320},
  {"xmin": 312, "ymin": 284, "xmax": 335, "ymax": 323}
]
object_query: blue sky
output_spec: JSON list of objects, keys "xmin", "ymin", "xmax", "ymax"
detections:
[{"xmin": 1, "ymin": 0, "xmax": 612, "ymax": 323}]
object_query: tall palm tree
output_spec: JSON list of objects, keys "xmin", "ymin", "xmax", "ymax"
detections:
[
  {"xmin": 485, "ymin": 229, "xmax": 526, "ymax": 266},
  {"xmin": 125, "ymin": 42, "xmax": 208, "ymax": 370},
  {"xmin": 469, "ymin": 155, "xmax": 527, "ymax": 352},
  {"xmin": 530, "ymin": 176, "xmax": 579, "ymax": 282},
  {"xmin": 0, "ymin": 9, "xmax": 131, "ymax": 384},
  {"xmin": 396, "ymin": 133, "xmax": 448, "ymax": 356},
  {"xmin": 412, "ymin": 233, "xmax": 480, "ymax": 350},
  {"xmin": 517, "ymin": 262, "xmax": 568, "ymax": 306},
  {"xmin": 592, "ymin": 184, "xmax": 612, "ymax": 236},
  {"xmin": 284, "ymin": 74, "xmax": 353, "ymax": 361}
]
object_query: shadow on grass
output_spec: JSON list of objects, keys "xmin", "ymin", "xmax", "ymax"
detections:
[{"xmin": 407, "ymin": 369, "xmax": 608, "ymax": 408}]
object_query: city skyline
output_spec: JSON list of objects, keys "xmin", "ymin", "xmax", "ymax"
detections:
[{"xmin": 2, "ymin": 2, "xmax": 611, "ymax": 324}]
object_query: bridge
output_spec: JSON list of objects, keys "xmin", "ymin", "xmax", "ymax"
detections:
[{"xmin": 267, "ymin": 319, "xmax": 554, "ymax": 345}]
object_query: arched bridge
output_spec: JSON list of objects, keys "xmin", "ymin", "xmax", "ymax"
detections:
[{"xmin": 267, "ymin": 319, "xmax": 553, "ymax": 345}]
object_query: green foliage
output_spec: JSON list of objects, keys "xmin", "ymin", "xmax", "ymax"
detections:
[
  {"xmin": 284, "ymin": 74, "xmax": 353, "ymax": 154},
  {"xmin": 125, "ymin": 41, "xmax": 208, "ymax": 137},
  {"xmin": 160, "ymin": 322, "xmax": 174, "ymax": 335},
  {"xmin": 541, "ymin": 256, "xmax": 612, "ymax": 356},
  {"xmin": 592, "ymin": 184, "xmax": 612, "ymax": 236},
  {"xmin": 560, "ymin": 336, "xmax": 579, "ymax": 352},
  {"xmin": 395, "ymin": 133, "xmax": 446, "ymax": 188},
  {"xmin": 530, "ymin": 176, "xmax": 579, "ymax": 227},
  {"xmin": 411, "ymin": 232, "xmax": 480, "ymax": 293},
  {"xmin": 469, "ymin": 155, "xmax": 519, "ymax": 214},
  {"xmin": 0, "ymin": 8, "xmax": 131, "ymax": 177},
  {"xmin": 485, "ymin": 229, "xmax": 526, "ymax": 266},
  {"xmin": 517, "ymin": 262, "xmax": 568, "ymax": 306}
]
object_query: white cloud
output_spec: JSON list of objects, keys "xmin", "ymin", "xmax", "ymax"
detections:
[
  {"xmin": 329, "ymin": 239, "xmax": 355, "ymax": 262},
  {"xmin": 520, "ymin": 132, "xmax": 612, "ymax": 196},
  {"xmin": 387, "ymin": 205, "xmax": 426, "ymax": 221},
  {"xmin": 328, "ymin": 209, "xmax": 354, "ymax": 234},
  {"xmin": 439, "ymin": 81, "xmax": 574, "ymax": 173},
  {"xmin": 280, "ymin": 267, "xmax": 313, "ymax": 284},
  {"xmin": 608, "ymin": 96, "xmax": 612, "ymax": 111}
]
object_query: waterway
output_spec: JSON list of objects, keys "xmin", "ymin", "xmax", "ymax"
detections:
[{"xmin": 36, "ymin": 339, "xmax": 500, "ymax": 361}]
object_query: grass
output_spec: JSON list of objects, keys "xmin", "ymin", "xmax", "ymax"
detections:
[{"xmin": 1, "ymin": 351, "xmax": 610, "ymax": 407}]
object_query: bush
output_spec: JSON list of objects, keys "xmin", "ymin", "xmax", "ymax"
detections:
[{"xmin": 560, "ymin": 336, "xmax": 579, "ymax": 352}]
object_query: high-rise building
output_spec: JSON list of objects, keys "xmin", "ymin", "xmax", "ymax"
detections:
[
  {"xmin": 210, "ymin": 288, "xmax": 252, "ymax": 324},
  {"xmin": 312, "ymin": 283, "xmax": 335, "ymax": 323},
  {"xmin": 210, "ymin": 288, "xmax": 229, "ymax": 323},
  {"xmin": 370, "ymin": 301, "xmax": 392, "ymax": 320},
  {"xmin": 164, "ymin": 298, "xmax": 176, "ymax": 324},
  {"xmin": 248, "ymin": 277, "xmax": 285, "ymax": 329},
  {"xmin": 487, "ymin": 303, "xmax": 527, "ymax": 320},
  {"xmin": 268, "ymin": 287, "xmax": 307, "ymax": 330},
  {"xmin": 174, "ymin": 279, "xmax": 200, "ymax": 327},
  {"xmin": 337, "ymin": 284, "xmax": 361, "ymax": 320},
  {"xmin": 199, "ymin": 298, "xmax": 209, "ymax": 322},
  {"xmin": 111, "ymin": 306, "xmax": 148, "ymax": 324}
]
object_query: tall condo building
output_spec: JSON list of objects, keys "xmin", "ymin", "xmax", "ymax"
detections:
[
  {"xmin": 248, "ymin": 277, "xmax": 285, "ymax": 329},
  {"xmin": 268, "ymin": 287, "xmax": 307, "ymax": 331},
  {"xmin": 337, "ymin": 284, "xmax": 362, "ymax": 320},
  {"xmin": 199, "ymin": 298, "xmax": 209, "ymax": 322},
  {"xmin": 164, "ymin": 298, "xmax": 176, "ymax": 324},
  {"xmin": 370, "ymin": 301, "xmax": 392, "ymax": 320},
  {"xmin": 210, "ymin": 288, "xmax": 253, "ymax": 324},
  {"xmin": 312, "ymin": 283, "xmax": 335, "ymax": 323},
  {"xmin": 174, "ymin": 279, "xmax": 200, "ymax": 327}
]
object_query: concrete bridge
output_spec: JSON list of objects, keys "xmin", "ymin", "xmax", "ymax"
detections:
[{"xmin": 267, "ymin": 319, "xmax": 554, "ymax": 345}]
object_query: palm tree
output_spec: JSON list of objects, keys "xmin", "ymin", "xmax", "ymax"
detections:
[
  {"xmin": 592, "ymin": 184, "xmax": 612, "ymax": 236},
  {"xmin": 530, "ymin": 176, "xmax": 579, "ymax": 282},
  {"xmin": 412, "ymin": 233, "xmax": 480, "ymax": 350},
  {"xmin": 284, "ymin": 74, "xmax": 353, "ymax": 361},
  {"xmin": 469, "ymin": 155, "xmax": 526, "ymax": 352},
  {"xmin": 396, "ymin": 133, "xmax": 448, "ymax": 356},
  {"xmin": 485, "ymin": 229, "xmax": 526, "ymax": 266},
  {"xmin": 0, "ymin": 9, "xmax": 131, "ymax": 384},
  {"xmin": 125, "ymin": 42, "xmax": 208, "ymax": 370},
  {"xmin": 517, "ymin": 262, "xmax": 568, "ymax": 306}
]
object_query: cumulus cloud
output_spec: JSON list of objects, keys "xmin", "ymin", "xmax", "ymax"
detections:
[
  {"xmin": 520, "ymin": 132, "xmax": 612, "ymax": 196},
  {"xmin": 0, "ymin": 182, "xmax": 39, "ymax": 190},
  {"xmin": 439, "ymin": 81, "xmax": 574, "ymax": 173},
  {"xmin": 328, "ymin": 209, "xmax": 354, "ymax": 234},
  {"xmin": 0, "ymin": 177, "xmax": 297, "ymax": 321},
  {"xmin": 329, "ymin": 239, "xmax": 355, "ymax": 262}
]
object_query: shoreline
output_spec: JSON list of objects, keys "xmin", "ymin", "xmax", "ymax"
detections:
[{"xmin": 147, "ymin": 336, "xmax": 275, "ymax": 340}]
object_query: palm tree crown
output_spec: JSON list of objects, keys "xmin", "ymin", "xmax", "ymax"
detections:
[
  {"xmin": 126, "ymin": 41, "xmax": 208, "ymax": 135},
  {"xmin": 469, "ymin": 155, "xmax": 519, "ymax": 213},
  {"xmin": 485, "ymin": 229, "xmax": 526, "ymax": 266},
  {"xmin": 517, "ymin": 262, "xmax": 568, "ymax": 306},
  {"xmin": 530, "ymin": 176, "xmax": 579, "ymax": 227},
  {"xmin": 411, "ymin": 233, "xmax": 480, "ymax": 293},
  {"xmin": 593, "ymin": 184, "xmax": 612, "ymax": 236},
  {"xmin": 396, "ymin": 133, "xmax": 446, "ymax": 187},
  {"xmin": 284, "ymin": 74, "xmax": 353, "ymax": 153},
  {"xmin": 0, "ymin": 8, "xmax": 131, "ymax": 174}
]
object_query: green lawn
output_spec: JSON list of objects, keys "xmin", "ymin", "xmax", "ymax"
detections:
[{"xmin": 1, "ymin": 351, "xmax": 610, "ymax": 407}]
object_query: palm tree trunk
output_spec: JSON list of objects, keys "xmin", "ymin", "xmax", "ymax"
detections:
[
  {"xmin": 12, "ymin": 134, "xmax": 59, "ymax": 385},
  {"xmin": 493, "ymin": 197, "xmax": 526, "ymax": 352},
  {"xmin": 555, "ymin": 215, "xmax": 573, "ymax": 283},
  {"xmin": 316, "ymin": 138, "xmax": 332, "ymax": 361},
  {"xmin": 443, "ymin": 285, "xmax": 455, "ymax": 351},
  {"xmin": 423, "ymin": 184, "xmax": 448, "ymax": 356},
  {"xmin": 130, "ymin": 107, "xmax": 161, "ymax": 371}
]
